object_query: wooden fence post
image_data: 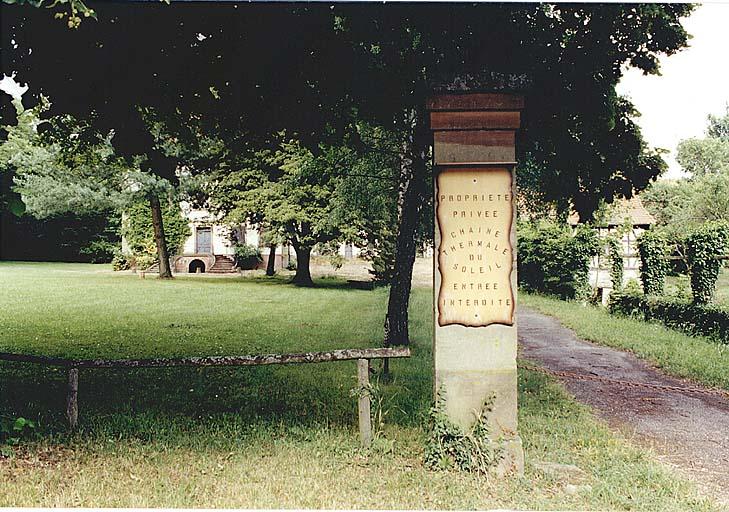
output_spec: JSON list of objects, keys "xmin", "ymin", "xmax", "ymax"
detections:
[
  {"xmin": 357, "ymin": 358, "xmax": 372, "ymax": 448},
  {"xmin": 66, "ymin": 367, "xmax": 78, "ymax": 431}
]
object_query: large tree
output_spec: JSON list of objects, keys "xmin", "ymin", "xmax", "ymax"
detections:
[
  {"xmin": 676, "ymin": 106, "xmax": 729, "ymax": 176},
  {"xmin": 1, "ymin": 3, "xmax": 694, "ymax": 343},
  {"xmin": 211, "ymin": 137, "xmax": 348, "ymax": 287},
  {"xmin": 328, "ymin": 3, "xmax": 693, "ymax": 346}
]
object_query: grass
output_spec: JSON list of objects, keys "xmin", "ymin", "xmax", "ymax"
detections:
[
  {"xmin": 521, "ymin": 293, "xmax": 729, "ymax": 391},
  {"xmin": 0, "ymin": 262, "xmax": 718, "ymax": 510},
  {"xmin": 666, "ymin": 268, "xmax": 729, "ymax": 308}
]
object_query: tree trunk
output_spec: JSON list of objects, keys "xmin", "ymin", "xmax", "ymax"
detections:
[
  {"xmin": 383, "ymin": 108, "xmax": 430, "ymax": 348},
  {"xmin": 149, "ymin": 194, "xmax": 173, "ymax": 279},
  {"xmin": 266, "ymin": 244, "xmax": 276, "ymax": 276},
  {"xmin": 292, "ymin": 245, "xmax": 314, "ymax": 287}
]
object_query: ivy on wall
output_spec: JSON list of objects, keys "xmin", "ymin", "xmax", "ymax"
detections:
[
  {"xmin": 606, "ymin": 235, "xmax": 624, "ymax": 293},
  {"xmin": 119, "ymin": 200, "xmax": 190, "ymax": 270},
  {"xmin": 637, "ymin": 230, "xmax": 669, "ymax": 296},
  {"xmin": 685, "ymin": 221, "xmax": 729, "ymax": 305}
]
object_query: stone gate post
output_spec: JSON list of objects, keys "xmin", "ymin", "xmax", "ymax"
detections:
[{"xmin": 427, "ymin": 92, "xmax": 524, "ymax": 473}]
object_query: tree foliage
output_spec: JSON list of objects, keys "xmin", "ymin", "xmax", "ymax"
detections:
[
  {"xmin": 676, "ymin": 137, "xmax": 729, "ymax": 176},
  {"xmin": 645, "ymin": 108, "xmax": 729, "ymax": 238},
  {"xmin": 209, "ymin": 136, "xmax": 344, "ymax": 286},
  {"xmin": 1, "ymin": 3, "xmax": 695, "ymax": 221}
]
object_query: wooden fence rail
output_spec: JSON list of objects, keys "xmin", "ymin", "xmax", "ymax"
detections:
[{"xmin": 0, "ymin": 346, "xmax": 411, "ymax": 447}]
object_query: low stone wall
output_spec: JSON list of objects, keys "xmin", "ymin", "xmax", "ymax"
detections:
[{"xmin": 173, "ymin": 254, "xmax": 216, "ymax": 273}]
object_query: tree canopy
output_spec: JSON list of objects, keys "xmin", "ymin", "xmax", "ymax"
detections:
[
  {"xmin": 644, "ymin": 108, "xmax": 729, "ymax": 239},
  {"xmin": 2, "ymin": 3, "xmax": 694, "ymax": 219}
]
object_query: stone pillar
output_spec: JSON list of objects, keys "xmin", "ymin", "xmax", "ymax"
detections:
[{"xmin": 427, "ymin": 92, "xmax": 524, "ymax": 473}]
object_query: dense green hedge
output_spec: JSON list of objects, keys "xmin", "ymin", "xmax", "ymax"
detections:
[
  {"xmin": 609, "ymin": 290, "xmax": 729, "ymax": 343},
  {"xmin": 685, "ymin": 222, "xmax": 729, "ymax": 304},
  {"xmin": 636, "ymin": 230, "xmax": 669, "ymax": 296},
  {"xmin": 517, "ymin": 221, "xmax": 600, "ymax": 300}
]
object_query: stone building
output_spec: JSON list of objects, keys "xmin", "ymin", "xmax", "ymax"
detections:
[
  {"xmin": 171, "ymin": 204, "xmax": 291, "ymax": 274},
  {"xmin": 568, "ymin": 196, "xmax": 655, "ymax": 303},
  {"xmin": 162, "ymin": 204, "xmax": 361, "ymax": 274}
]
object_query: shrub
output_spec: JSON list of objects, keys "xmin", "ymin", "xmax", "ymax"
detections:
[
  {"xmin": 424, "ymin": 391, "xmax": 503, "ymax": 474},
  {"xmin": 1, "ymin": 416, "xmax": 37, "ymax": 457},
  {"xmin": 609, "ymin": 289, "xmax": 729, "ymax": 343},
  {"xmin": 111, "ymin": 252, "xmax": 131, "ymax": 271},
  {"xmin": 517, "ymin": 221, "xmax": 600, "ymax": 300},
  {"xmin": 80, "ymin": 239, "xmax": 118, "ymax": 263},
  {"xmin": 685, "ymin": 222, "xmax": 729, "ymax": 304},
  {"xmin": 637, "ymin": 230, "xmax": 669, "ymax": 296},
  {"xmin": 234, "ymin": 243, "xmax": 262, "ymax": 270},
  {"xmin": 329, "ymin": 253, "xmax": 345, "ymax": 271}
]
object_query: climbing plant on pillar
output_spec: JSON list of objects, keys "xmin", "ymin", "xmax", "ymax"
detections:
[
  {"xmin": 685, "ymin": 221, "xmax": 729, "ymax": 305},
  {"xmin": 606, "ymin": 235, "xmax": 624, "ymax": 293},
  {"xmin": 637, "ymin": 230, "xmax": 670, "ymax": 296}
]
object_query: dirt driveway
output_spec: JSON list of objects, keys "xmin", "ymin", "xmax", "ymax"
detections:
[{"xmin": 518, "ymin": 306, "xmax": 729, "ymax": 509}]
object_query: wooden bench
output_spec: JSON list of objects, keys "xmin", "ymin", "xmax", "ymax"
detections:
[{"xmin": 0, "ymin": 347, "xmax": 410, "ymax": 447}]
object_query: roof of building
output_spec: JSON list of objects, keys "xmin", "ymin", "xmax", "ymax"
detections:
[{"xmin": 568, "ymin": 196, "xmax": 656, "ymax": 227}]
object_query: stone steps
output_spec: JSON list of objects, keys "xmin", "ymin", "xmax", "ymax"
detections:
[{"xmin": 208, "ymin": 255, "xmax": 236, "ymax": 273}]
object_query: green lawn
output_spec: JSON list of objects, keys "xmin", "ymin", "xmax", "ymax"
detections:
[
  {"xmin": 0, "ymin": 262, "xmax": 717, "ymax": 510},
  {"xmin": 521, "ymin": 293, "xmax": 729, "ymax": 391},
  {"xmin": 666, "ymin": 267, "xmax": 729, "ymax": 308}
]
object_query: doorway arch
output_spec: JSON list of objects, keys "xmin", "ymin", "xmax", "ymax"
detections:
[{"xmin": 188, "ymin": 259, "xmax": 206, "ymax": 273}]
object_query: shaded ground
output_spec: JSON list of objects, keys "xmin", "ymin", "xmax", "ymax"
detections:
[
  {"xmin": 519, "ymin": 305, "xmax": 729, "ymax": 509},
  {"xmin": 309, "ymin": 256, "xmax": 434, "ymax": 286}
]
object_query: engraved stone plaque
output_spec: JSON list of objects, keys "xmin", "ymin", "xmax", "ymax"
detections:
[{"xmin": 436, "ymin": 167, "xmax": 515, "ymax": 327}]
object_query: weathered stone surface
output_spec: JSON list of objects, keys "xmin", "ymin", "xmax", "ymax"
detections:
[
  {"xmin": 435, "ymin": 368, "xmax": 519, "ymax": 432},
  {"xmin": 433, "ymin": 130, "xmax": 516, "ymax": 165},
  {"xmin": 430, "ymin": 111, "xmax": 520, "ymax": 130},
  {"xmin": 426, "ymin": 91, "xmax": 526, "ymax": 110}
]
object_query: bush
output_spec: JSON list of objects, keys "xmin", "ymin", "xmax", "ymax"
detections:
[
  {"xmin": 685, "ymin": 222, "xmax": 729, "ymax": 304},
  {"xmin": 80, "ymin": 239, "xmax": 118, "ymax": 263},
  {"xmin": 637, "ymin": 230, "xmax": 669, "ymax": 296},
  {"xmin": 609, "ymin": 289, "xmax": 729, "ymax": 343},
  {"xmin": 424, "ymin": 391, "xmax": 503, "ymax": 474},
  {"xmin": 111, "ymin": 252, "xmax": 131, "ymax": 271},
  {"xmin": 1, "ymin": 416, "xmax": 37, "ymax": 457},
  {"xmin": 517, "ymin": 221, "xmax": 600, "ymax": 300},
  {"xmin": 329, "ymin": 253, "xmax": 345, "ymax": 271},
  {"xmin": 234, "ymin": 243, "xmax": 262, "ymax": 270}
]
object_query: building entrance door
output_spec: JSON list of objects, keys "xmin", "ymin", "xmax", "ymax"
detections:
[{"xmin": 196, "ymin": 227, "xmax": 212, "ymax": 253}]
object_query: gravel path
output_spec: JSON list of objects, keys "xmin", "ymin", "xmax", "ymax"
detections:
[{"xmin": 518, "ymin": 305, "xmax": 729, "ymax": 508}]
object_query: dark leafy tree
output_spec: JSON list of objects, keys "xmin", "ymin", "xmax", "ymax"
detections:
[
  {"xmin": 331, "ymin": 3, "xmax": 693, "ymax": 345},
  {"xmin": 1, "ymin": 3, "xmax": 694, "ymax": 342}
]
